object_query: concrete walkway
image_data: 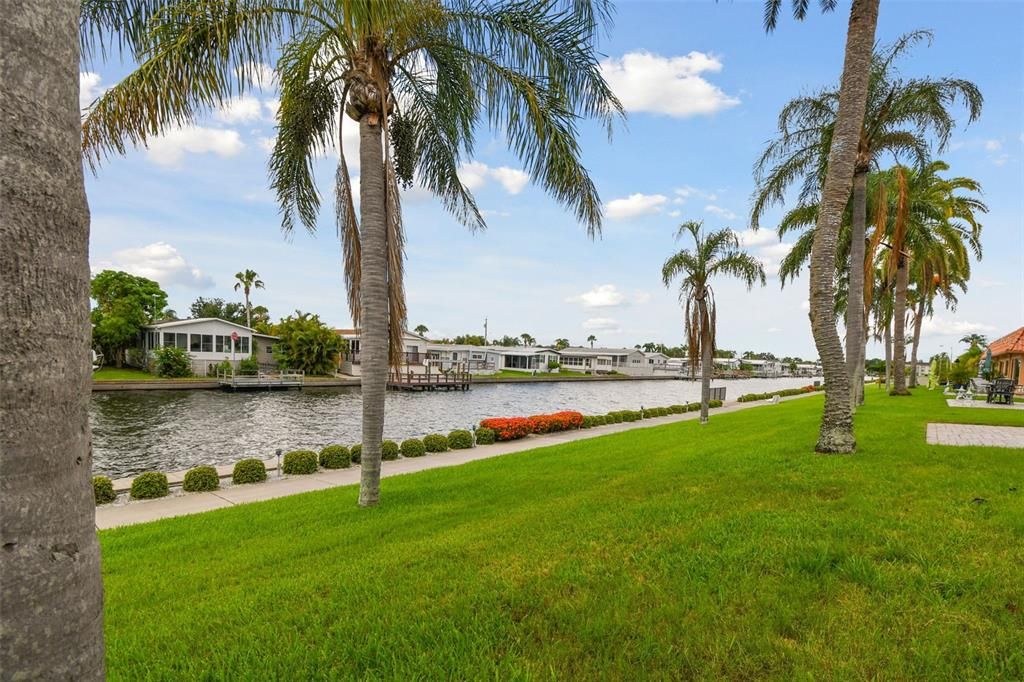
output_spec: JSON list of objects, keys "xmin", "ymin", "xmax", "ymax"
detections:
[
  {"xmin": 926, "ymin": 423, "xmax": 1024, "ymax": 449},
  {"xmin": 94, "ymin": 393, "xmax": 817, "ymax": 530}
]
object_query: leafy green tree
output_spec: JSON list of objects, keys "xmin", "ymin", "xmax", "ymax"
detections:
[
  {"xmin": 553, "ymin": 338, "xmax": 571, "ymax": 350},
  {"xmin": 82, "ymin": 0, "xmax": 621, "ymax": 507},
  {"xmin": 520, "ymin": 333, "xmax": 535, "ymax": 346},
  {"xmin": 271, "ymin": 312, "xmax": 346, "ymax": 375},
  {"xmin": 755, "ymin": 30, "xmax": 981, "ymax": 409},
  {"xmin": 90, "ymin": 270, "xmax": 168, "ymax": 367},
  {"xmin": 452, "ymin": 334, "xmax": 486, "ymax": 346},
  {"xmin": 413, "ymin": 324, "xmax": 429, "ymax": 337},
  {"xmin": 233, "ymin": 269, "xmax": 265, "ymax": 329},
  {"xmin": 762, "ymin": 0, "xmax": 880, "ymax": 452},
  {"xmin": 189, "ymin": 297, "xmax": 248, "ymax": 324},
  {"xmin": 495, "ymin": 335, "xmax": 522, "ymax": 347},
  {"xmin": 663, "ymin": 221, "xmax": 766, "ymax": 424},
  {"xmin": 249, "ymin": 305, "xmax": 272, "ymax": 332}
]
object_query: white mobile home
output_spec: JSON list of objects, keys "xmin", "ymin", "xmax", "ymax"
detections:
[
  {"xmin": 558, "ymin": 347, "xmax": 651, "ymax": 376},
  {"xmin": 140, "ymin": 318, "xmax": 278, "ymax": 375}
]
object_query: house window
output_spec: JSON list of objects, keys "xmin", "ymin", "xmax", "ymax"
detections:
[
  {"xmin": 562, "ymin": 356, "xmax": 584, "ymax": 367},
  {"xmin": 190, "ymin": 334, "xmax": 202, "ymax": 352},
  {"xmin": 266, "ymin": 343, "xmax": 274, "ymax": 355},
  {"xmin": 201, "ymin": 334, "xmax": 213, "ymax": 352},
  {"xmin": 239, "ymin": 337, "xmax": 249, "ymax": 353},
  {"xmin": 176, "ymin": 333, "xmax": 187, "ymax": 350},
  {"xmin": 216, "ymin": 335, "xmax": 226, "ymax": 353},
  {"xmin": 164, "ymin": 332, "xmax": 175, "ymax": 348}
]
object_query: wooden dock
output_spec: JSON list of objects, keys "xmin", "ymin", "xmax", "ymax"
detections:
[
  {"xmin": 388, "ymin": 364, "xmax": 471, "ymax": 392},
  {"xmin": 217, "ymin": 369, "xmax": 305, "ymax": 391}
]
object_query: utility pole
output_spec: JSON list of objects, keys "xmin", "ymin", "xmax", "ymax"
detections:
[{"xmin": 484, "ymin": 317, "xmax": 488, "ymax": 344}]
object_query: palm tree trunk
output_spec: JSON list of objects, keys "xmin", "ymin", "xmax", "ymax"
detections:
[
  {"xmin": 884, "ymin": 316, "xmax": 893, "ymax": 392},
  {"xmin": 807, "ymin": 0, "xmax": 879, "ymax": 453},
  {"xmin": 908, "ymin": 296, "xmax": 925, "ymax": 388},
  {"xmin": 245, "ymin": 290, "xmax": 251, "ymax": 329},
  {"xmin": 357, "ymin": 114, "xmax": 388, "ymax": 507},
  {"xmin": 699, "ymin": 319, "xmax": 712, "ymax": 425},
  {"xmin": 891, "ymin": 257, "xmax": 911, "ymax": 395},
  {"xmin": 1, "ymin": 1, "xmax": 106, "ymax": 676},
  {"xmin": 845, "ymin": 168, "xmax": 868, "ymax": 409}
]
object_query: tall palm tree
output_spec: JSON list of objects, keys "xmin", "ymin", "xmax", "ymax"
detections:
[
  {"xmin": 233, "ymin": 269, "xmax": 265, "ymax": 330},
  {"xmin": 1, "ymin": 0, "xmax": 106, "ymax": 676},
  {"xmin": 587, "ymin": 334, "xmax": 597, "ymax": 348},
  {"xmin": 413, "ymin": 324, "xmax": 429, "ymax": 336},
  {"xmin": 663, "ymin": 221, "xmax": 766, "ymax": 424},
  {"xmin": 82, "ymin": 0, "xmax": 621, "ymax": 507},
  {"xmin": 876, "ymin": 162, "xmax": 984, "ymax": 394},
  {"xmin": 959, "ymin": 333, "xmax": 988, "ymax": 348},
  {"xmin": 520, "ymin": 333, "xmax": 535, "ymax": 346},
  {"xmin": 753, "ymin": 30, "xmax": 981, "ymax": 409},
  {"xmin": 762, "ymin": 0, "xmax": 880, "ymax": 453}
]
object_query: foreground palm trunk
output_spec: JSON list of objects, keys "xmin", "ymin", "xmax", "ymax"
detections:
[
  {"xmin": 357, "ymin": 115, "xmax": 388, "ymax": 507},
  {"xmin": 884, "ymin": 318, "xmax": 893, "ymax": 391},
  {"xmin": 807, "ymin": 0, "xmax": 879, "ymax": 453},
  {"xmin": 846, "ymin": 169, "xmax": 868, "ymax": 407},
  {"xmin": 700, "ymin": 322, "xmax": 712, "ymax": 424},
  {"xmin": 908, "ymin": 297, "xmax": 925, "ymax": 388},
  {"xmin": 0, "ymin": 0, "xmax": 106, "ymax": 676},
  {"xmin": 891, "ymin": 259, "xmax": 911, "ymax": 395}
]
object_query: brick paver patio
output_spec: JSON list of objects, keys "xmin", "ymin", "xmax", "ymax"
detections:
[{"xmin": 926, "ymin": 423, "xmax": 1024, "ymax": 449}]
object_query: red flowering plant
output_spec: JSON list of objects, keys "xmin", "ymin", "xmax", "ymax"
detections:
[
  {"xmin": 528, "ymin": 411, "xmax": 584, "ymax": 433},
  {"xmin": 479, "ymin": 417, "xmax": 533, "ymax": 441}
]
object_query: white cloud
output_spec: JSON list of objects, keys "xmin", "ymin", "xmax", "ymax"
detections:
[
  {"xmin": 766, "ymin": 326, "xmax": 781, "ymax": 333},
  {"xmin": 215, "ymin": 95, "xmax": 265, "ymax": 123},
  {"xmin": 633, "ymin": 291, "xmax": 652, "ymax": 305},
  {"xmin": 921, "ymin": 316, "xmax": 996, "ymax": 338},
  {"xmin": 583, "ymin": 317, "xmax": 621, "ymax": 332},
  {"xmin": 567, "ymin": 284, "xmax": 626, "ymax": 308},
  {"xmin": 668, "ymin": 210, "xmax": 681, "ymax": 218},
  {"xmin": 264, "ymin": 98, "xmax": 281, "ymax": 121},
  {"xmin": 80, "ymin": 72, "xmax": 104, "ymax": 112},
  {"xmin": 95, "ymin": 242, "xmax": 214, "ymax": 289},
  {"xmin": 600, "ymin": 51, "xmax": 740, "ymax": 118},
  {"xmin": 480, "ymin": 209, "xmax": 511, "ymax": 218},
  {"xmin": 705, "ymin": 204, "xmax": 737, "ymax": 220},
  {"xmin": 674, "ymin": 185, "xmax": 717, "ymax": 203},
  {"xmin": 606, "ymin": 193, "xmax": 667, "ymax": 220},
  {"xmin": 490, "ymin": 166, "xmax": 530, "ymax": 194},
  {"xmin": 145, "ymin": 126, "xmax": 244, "ymax": 168},
  {"xmin": 735, "ymin": 228, "xmax": 777, "ymax": 248},
  {"xmin": 457, "ymin": 161, "xmax": 490, "ymax": 191},
  {"xmin": 984, "ymin": 139, "xmax": 1002, "ymax": 152},
  {"xmin": 257, "ymin": 136, "xmax": 276, "ymax": 152},
  {"xmin": 237, "ymin": 62, "xmax": 277, "ymax": 91}
]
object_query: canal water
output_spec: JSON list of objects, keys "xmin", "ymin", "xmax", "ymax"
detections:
[{"xmin": 90, "ymin": 377, "xmax": 821, "ymax": 478}]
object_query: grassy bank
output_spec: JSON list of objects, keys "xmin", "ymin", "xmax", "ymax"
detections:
[{"xmin": 100, "ymin": 389, "xmax": 1023, "ymax": 679}]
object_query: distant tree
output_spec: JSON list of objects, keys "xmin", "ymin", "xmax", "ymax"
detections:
[
  {"xmin": 663, "ymin": 221, "xmax": 766, "ymax": 424},
  {"xmin": 587, "ymin": 334, "xmax": 597, "ymax": 348},
  {"xmin": 90, "ymin": 270, "xmax": 169, "ymax": 367},
  {"xmin": 249, "ymin": 305, "xmax": 272, "ymax": 332},
  {"xmin": 642, "ymin": 342, "xmax": 658, "ymax": 353},
  {"xmin": 553, "ymin": 338, "xmax": 571, "ymax": 350},
  {"xmin": 495, "ymin": 335, "xmax": 522, "ymax": 347},
  {"xmin": 414, "ymin": 324, "xmax": 429, "ymax": 337},
  {"xmin": 452, "ymin": 334, "xmax": 487, "ymax": 346},
  {"xmin": 959, "ymin": 333, "xmax": 987, "ymax": 349},
  {"xmin": 714, "ymin": 349, "xmax": 736, "ymax": 359},
  {"xmin": 233, "ymin": 269, "xmax": 265, "ymax": 329},
  {"xmin": 270, "ymin": 312, "xmax": 346, "ymax": 375},
  {"xmin": 520, "ymin": 333, "xmax": 535, "ymax": 346},
  {"xmin": 189, "ymin": 297, "xmax": 248, "ymax": 324}
]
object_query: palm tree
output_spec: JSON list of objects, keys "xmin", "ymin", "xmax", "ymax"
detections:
[
  {"xmin": 876, "ymin": 162, "xmax": 984, "ymax": 394},
  {"xmin": 2, "ymin": 1, "xmax": 106, "ymax": 676},
  {"xmin": 520, "ymin": 333, "xmax": 535, "ymax": 346},
  {"xmin": 753, "ymin": 30, "xmax": 981, "ymax": 410},
  {"xmin": 587, "ymin": 334, "xmax": 597, "ymax": 348},
  {"xmin": 413, "ymin": 324, "xmax": 429, "ymax": 337},
  {"xmin": 760, "ymin": 0, "xmax": 879, "ymax": 452},
  {"xmin": 82, "ymin": 0, "xmax": 621, "ymax": 507},
  {"xmin": 960, "ymin": 333, "xmax": 988, "ymax": 349},
  {"xmin": 233, "ymin": 269, "xmax": 265, "ymax": 330},
  {"xmin": 663, "ymin": 221, "xmax": 766, "ymax": 424}
]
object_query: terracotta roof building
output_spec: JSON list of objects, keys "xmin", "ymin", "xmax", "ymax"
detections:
[{"xmin": 988, "ymin": 326, "xmax": 1024, "ymax": 383}]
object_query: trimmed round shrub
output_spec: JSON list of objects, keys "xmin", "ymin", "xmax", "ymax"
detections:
[
  {"xmin": 592, "ymin": 415, "xmax": 607, "ymax": 426},
  {"xmin": 400, "ymin": 438, "xmax": 426, "ymax": 458},
  {"xmin": 93, "ymin": 476, "xmax": 116, "ymax": 505},
  {"xmin": 350, "ymin": 444, "xmax": 362, "ymax": 464},
  {"xmin": 233, "ymin": 458, "xmax": 267, "ymax": 484},
  {"xmin": 130, "ymin": 472, "xmax": 169, "ymax": 500},
  {"xmin": 319, "ymin": 445, "xmax": 351, "ymax": 469},
  {"xmin": 580, "ymin": 416, "xmax": 594, "ymax": 429},
  {"xmin": 183, "ymin": 466, "xmax": 220, "ymax": 492},
  {"xmin": 381, "ymin": 440, "xmax": 399, "ymax": 461},
  {"xmin": 448, "ymin": 430, "xmax": 474, "ymax": 450},
  {"xmin": 686, "ymin": 402, "xmax": 701, "ymax": 412},
  {"xmin": 475, "ymin": 427, "xmax": 496, "ymax": 445},
  {"xmin": 606, "ymin": 412, "xmax": 622, "ymax": 424},
  {"xmin": 709, "ymin": 399, "xmax": 723, "ymax": 408},
  {"xmin": 423, "ymin": 434, "xmax": 448, "ymax": 452},
  {"xmin": 282, "ymin": 450, "xmax": 318, "ymax": 475},
  {"xmin": 669, "ymin": 404, "xmax": 687, "ymax": 414}
]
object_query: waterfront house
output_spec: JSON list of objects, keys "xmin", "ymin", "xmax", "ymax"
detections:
[
  {"xmin": 335, "ymin": 329, "xmax": 429, "ymax": 365},
  {"xmin": 988, "ymin": 326, "xmax": 1024, "ymax": 384},
  {"xmin": 558, "ymin": 346, "xmax": 651, "ymax": 376},
  {"xmin": 140, "ymin": 318, "xmax": 278, "ymax": 375}
]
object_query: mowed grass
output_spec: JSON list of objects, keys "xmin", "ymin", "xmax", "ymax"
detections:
[
  {"xmin": 93, "ymin": 368, "xmax": 207, "ymax": 382},
  {"xmin": 100, "ymin": 389, "xmax": 1024, "ymax": 679}
]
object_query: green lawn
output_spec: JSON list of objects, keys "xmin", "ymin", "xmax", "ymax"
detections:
[
  {"xmin": 92, "ymin": 367, "xmax": 169, "ymax": 382},
  {"xmin": 99, "ymin": 389, "xmax": 1023, "ymax": 679}
]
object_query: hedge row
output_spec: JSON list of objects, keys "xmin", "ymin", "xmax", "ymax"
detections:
[
  {"xmin": 736, "ymin": 385, "xmax": 824, "ymax": 402},
  {"xmin": 580, "ymin": 401, "xmax": 723, "ymax": 428}
]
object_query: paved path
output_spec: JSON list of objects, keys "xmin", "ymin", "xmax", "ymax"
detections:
[
  {"xmin": 94, "ymin": 393, "xmax": 818, "ymax": 530},
  {"xmin": 945, "ymin": 399, "xmax": 1024, "ymax": 411},
  {"xmin": 927, "ymin": 423, "xmax": 1024, "ymax": 449}
]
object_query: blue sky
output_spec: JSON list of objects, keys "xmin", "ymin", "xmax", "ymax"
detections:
[{"xmin": 83, "ymin": 0, "xmax": 1024, "ymax": 360}]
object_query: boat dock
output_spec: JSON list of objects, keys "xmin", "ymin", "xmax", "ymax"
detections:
[
  {"xmin": 388, "ymin": 364, "xmax": 471, "ymax": 392},
  {"xmin": 217, "ymin": 369, "xmax": 305, "ymax": 391}
]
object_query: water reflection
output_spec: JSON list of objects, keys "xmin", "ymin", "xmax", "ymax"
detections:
[{"xmin": 90, "ymin": 377, "xmax": 820, "ymax": 477}]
